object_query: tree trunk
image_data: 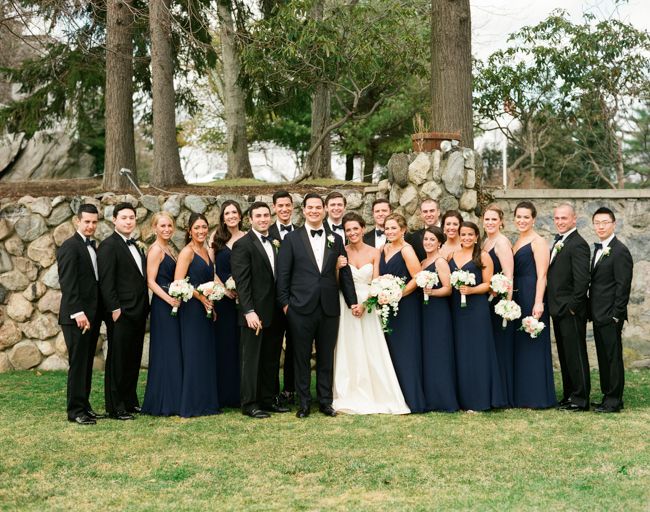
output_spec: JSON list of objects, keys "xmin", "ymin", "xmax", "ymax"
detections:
[
  {"xmin": 150, "ymin": 0, "xmax": 186, "ymax": 187},
  {"xmin": 345, "ymin": 153, "xmax": 355, "ymax": 181},
  {"xmin": 305, "ymin": 81, "xmax": 332, "ymax": 179},
  {"xmin": 217, "ymin": 0, "xmax": 253, "ymax": 179},
  {"xmin": 103, "ymin": 0, "xmax": 137, "ymax": 191},
  {"xmin": 430, "ymin": 0, "xmax": 474, "ymax": 148},
  {"xmin": 363, "ymin": 144, "xmax": 375, "ymax": 182}
]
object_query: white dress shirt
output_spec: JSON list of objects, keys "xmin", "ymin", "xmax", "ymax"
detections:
[
  {"xmin": 307, "ymin": 225, "xmax": 326, "ymax": 272},
  {"xmin": 252, "ymin": 229, "xmax": 275, "ymax": 276},
  {"xmin": 593, "ymin": 233, "xmax": 615, "ymax": 267},
  {"xmin": 71, "ymin": 232, "xmax": 99, "ymax": 319},
  {"xmin": 550, "ymin": 227, "xmax": 577, "ymax": 263},
  {"xmin": 116, "ymin": 231, "xmax": 144, "ymax": 275},
  {"xmin": 375, "ymin": 230, "xmax": 386, "ymax": 249},
  {"xmin": 275, "ymin": 220, "xmax": 294, "ymax": 240}
]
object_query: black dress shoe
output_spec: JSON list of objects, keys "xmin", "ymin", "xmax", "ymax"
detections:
[
  {"xmin": 69, "ymin": 414, "xmax": 96, "ymax": 425},
  {"xmin": 86, "ymin": 409, "xmax": 107, "ymax": 420},
  {"xmin": 261, "ymin": 403, "xmax": 290, "ymax": 413},
  {"xmin": 243, "ymin": 408, "xmax": 270, "ymax": 419},
  {"xmin": 319, "ymin": 405, "xmax": 337, "ymax": 417},
  {"xmin": 296, "ymin": 407, "xmax": 310, "ymax": 418},
  {"xmin": 279, "ymin": 391, "xmax": 296, "ymax": 405},
  {"xmin": 128, "ymin": 406, "xmax": 142, "ymax": 414},
  {"xmin": 594, "ymin": 405, "xmax": 621, "ymax": 413},
  {"xmin": 558, "ymin": 398, "xmax": 571, "ymax": 407},
  {"xmin": 558, "ymin": 403, "xmax": 589, "ymax": 412},
  {"xmin": 110, "ymin": 410, "xmax": 135, "ymax": 420}
]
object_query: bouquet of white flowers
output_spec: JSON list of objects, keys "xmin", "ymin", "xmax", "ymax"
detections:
[
  {"xmin": 489, "ymin": 273, "xmax": 513, "ymax": 302},
  {"xmin": 225, "ymin": 276, "xmax": 238, "ymax": 304},
  {"xmin": 196, "ymin": 281, "xmax": 226, "ymax": 317},
  {"xmin": 365, "ymin": 274, "xmax": 405, "ymax": 333},
  {"xmin": 167, "ymin": 278, "xmax": 194, "ymax": 316},
  {"xmin": 415, "ymin": 270, "xmax": 440, "ymax": 304},
  {"xmin": 449, "ymin": 270, "xmax": 476, "ymax": 308},
  {"xmin": 519, "ymin": 316, "xmax": 545, "ymax": 339},
  {"xmin": 494, "ymin": 299, "xmax": 522, "ymax": 329}
]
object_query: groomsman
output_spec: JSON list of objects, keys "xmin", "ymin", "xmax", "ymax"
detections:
[
  {"xmin": 363, "ymin": 198, "xmax": 391, "ymax": 248},
  {"xmin": 231, "ymin": 202, "xmax": 289, "ymax": 419},
  {"xmin": 97, "ymin": 203, "xmax": 149, "ymax": 420},
  {"xmin": 277, "ymin": 193, "xmax": 359, "ymax": 418},
  {"xmin": 324, "ymin": 191, "xmax": 346, "ymax": 241},
  {"xmin": 57, "ymin": 204, "xmax": 104, "ymax": 425},
  {"xmin": 268, "ymin": 190, "xmax": 297, "ymax": 404},
  {"xmin": 406, "ymin": 198, "xmax": 441, "ymax": 261},
  {"xmin": 589, "ymin": 207, "xmax": 633, "ymax": 413},
  {"xmin": 547, "ymin": 203, "xmax": 591, "ymax": 411}
]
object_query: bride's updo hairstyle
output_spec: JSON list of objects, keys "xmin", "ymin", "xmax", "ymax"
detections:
[{"xmin": 342, "ymin": 212, "xmax": 366, "ymax": 230}]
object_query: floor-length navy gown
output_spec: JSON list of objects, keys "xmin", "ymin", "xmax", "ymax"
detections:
[
  {"xmin": 421, "ymin": 261, "xmax": 459, "ymax": 412},
  {"xmin": 379, "ymin": 249, "xmax": 427, "ymax": 413},
  {"xmin": 512, "ymin": 243, "xmax": 556, "ymax": 409},
  {"xmin": 179, "ymin": 253, "xmax": 221, "ymax": 417},
  {"xmin": 488, "ymin": 248, "xmax": 515, "ymax": 407},
  {"xmin": 214, "ymin": 246, "xmax": 240, "ymax": 408},
  {"xmin": 449, "ymin": 258, "xmax": 506, "ymax": 411},
  {"xmin": 142, "ymin": 253, "xmax": 182, "ymax": 416}
]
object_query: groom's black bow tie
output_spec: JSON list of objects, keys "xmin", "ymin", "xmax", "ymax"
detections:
[
  {"xmin": 261, "ymin": 235, "xmax": 273, "ymax": 244},
  {"xmin": 310, "ymin": 229, "xmax": 324, "ymax": 237},
  {"xmin": 594, "ymin": 242, "xmax": 603, "ymax": 250},
  {"xmin": 375, "ymin": 229, "xmax": 384, "ymax": 237},
  {"xmin": 554, "ymin": 234, "xmax": 563, "ymax": 242},
  {"xmin": 332, "ymin": 224, "xmax": 343, "ymax": 231},
  {"xmin": 85, "ymin": 238, "xmax": 96, "ymax": 249},
  {"xmin": 126, "ymin": 238, "xmax": 137, "ymax": 246},
  {"xmin": 280, "ymin": 224, "xmax": 293, "ymax": 232}
]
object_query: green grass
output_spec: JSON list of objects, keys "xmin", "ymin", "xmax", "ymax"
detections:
[{"xmin": 0, "ymin": 370, "xmax": 649, "ymax": 511}]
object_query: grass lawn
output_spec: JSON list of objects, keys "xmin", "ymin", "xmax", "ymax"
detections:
[{"xmin": 0, "ymin": 370, "xmax": 648, "ymax": 511}]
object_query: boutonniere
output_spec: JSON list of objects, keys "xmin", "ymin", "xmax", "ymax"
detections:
[
  {"xmin": 136, "ymin": 241, "xmax": 147, "ymax": 252},
  {"xmin": 602, "ymin": 247, "xmax": 611, "ymax": 258},
  {"xmin": 272, "ymin": 239, "xmax": 281, "ymax": 251},
  {"xmin": 554, "ymin": 241, "xmax": 564, "ymax": 253},
  {"xmin": 327, "ymin": 234, "xmax": 335, "ymax": 248}
]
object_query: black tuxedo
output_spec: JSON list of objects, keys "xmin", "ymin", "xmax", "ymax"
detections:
[
  {"xmin": 324, "ymin": 220, "xmax": 346, "ymax": 244},
  {"xmin": 588, "ymin": 236, "xmax": 633, "ymax": 409},
  {"xmin": 363, "ymin": 228, "xmax": 387, "ymax": 249},
  {"xmin": 276, "ymin": 227, "xmax": 357, "ymax": 407},
  {"xmin": 405, "ymin": 229, "xmax": 427, "ymax": 262},
  {"xmin": 547, "ymin": 230, "xmax": 591, "ymax": 406},
  {"xmin": 97, "ymin": 232, "xmax": 149, "ymax": 415},
  {"xmin": 268, "ymin": 221, "xmax": 297, "ymax": 394},
  {"xmin": 231, "ymin": 231, "xmax": 284, "ymax": 412},
  {"xmin": 57, "ymin": 233, "xmax": 103, "ymax": 419}
]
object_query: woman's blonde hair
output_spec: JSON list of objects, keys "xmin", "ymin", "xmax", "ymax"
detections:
[{"xmin": 151, "ymin": 211, "xmax": 175, "ymax": 230}]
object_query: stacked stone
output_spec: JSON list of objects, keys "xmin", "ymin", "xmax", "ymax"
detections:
[{"xmin": 382, "ymin": 144, "xmax": 481, "ymax": 231}]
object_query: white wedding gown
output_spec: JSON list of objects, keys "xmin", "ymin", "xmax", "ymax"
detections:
[{"xmin": 333, "ymin": 264, "xmax": 410, "ymax": 414}]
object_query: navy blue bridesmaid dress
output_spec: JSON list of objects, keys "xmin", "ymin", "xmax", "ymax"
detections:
[
  {"xmin": 379, "ymin": 249, "xmax": 427, "ymax": 413},
  {"xmin": 142, "ymin": 253, "xmax": 182, "ymax": 416},
  {"xmin": 488, "ymin": 248, "xmax": 515, "ymax": 407},
  {"xmin": 512, "ymin": 243, "xmax": 556, "ymax": 409},
  {"xmin": 449, "ymin": 258, "xmax": 506, "ymax": 411},
  {"xmin": 179, "ymin": 253, "xmax": 221, "ymax": 417},
  {"xmin": 214, "ymin": 246, "xmax": 240, "ymax": 408},
  {"xmin": 421, "ymin": 261, "xmax": 459, "ymax": 412}
]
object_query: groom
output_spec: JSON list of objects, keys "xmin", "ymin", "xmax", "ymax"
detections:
[{"xmin": 276, "ymin": 193, "xmax": 359, "ymax": 418}]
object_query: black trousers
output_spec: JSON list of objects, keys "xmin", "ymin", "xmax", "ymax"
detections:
[
  {"xmin": 104, "ymin": 313, "xmax": 146, "ymax": 414},
  {"xmin": 593, "ymin": 320, "xmax": 625, "ymax": 408},
  {"xmin": 280, "ymin": 317, "xmax": 295, "ymax": 393},
  {"xmin": 286, "ymin": 303, "xmax": 339, "ymax": 408},
  {"xmin": 62, "ymin": 320, "xmax": 101, "ymax": 419},
  {"xmin": 239, "ymin": 317, "xmax": 283, "ymax": 413},
  {"xmin": 553, "ymin": 312, "xmax": 590, "ymax": 407}
]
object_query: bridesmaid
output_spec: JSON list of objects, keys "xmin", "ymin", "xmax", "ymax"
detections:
[
  {"xmin": 482, "ymin": 204, "xmax": 516, "ymax": 407},
  {"xmin": 142, "ymin": 212, "xmax": 182, "ymax": 416},
  {"xmin": 210, "ymin": 200, "xmax": 246, "ymax": 409},
  {"xmin": 420, "ymin": 226, "xmax": 459, "ymax": 412},
  {"xmin": 449, "ymin": 222, "xmax": 506, "ymax": 411},
  {"xmin": 379, "ymin": 213, "xmax": 427, "ymax": 413},
  {"xmin": 175, "ymin": 213, "xmax": 221, "ymax": 417},
  {"xmin": 511, "ymin": 201, "xmax": 556, "ymax": 409},
  {"xmin": 440, "ymin": 210, "xmax": 463, "ymax": 260}
]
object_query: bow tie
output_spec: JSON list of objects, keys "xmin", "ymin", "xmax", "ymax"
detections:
[
  {"xmin": 126, "ymin": 238, "xmax": 137, "ymax": 246},
  {"xmin": 85, "ymin": 238, "xmax": 96, "ymax": 249},
  {"xmin": 375, "ymin": 229, "xmax": 384, "ymax": 237},
  {"xmin": 280, "ymin": 224, "xmax": 293, "ymax": 232},
  {"xmin": 261, "ymin": 235, "xmax": 273, "ymax": 244},
  {"xmin": 554, "ymin": 234, "xmax": 563, "ymax": 242},
  {"xmin": 594, "ymin": 242, "xmax": 603, "ymax": 250},
  {"xmin": 310, "ymin": 229, "xmax": 323, "ymax": 238},
  {"xmin": 332, "ymin": 224, "xmax": 343, "ymax": 231}
]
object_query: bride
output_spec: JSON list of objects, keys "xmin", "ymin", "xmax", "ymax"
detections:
[{"xmin": 332, "ymin": 212, "xmax": 410, "ymax": 414}]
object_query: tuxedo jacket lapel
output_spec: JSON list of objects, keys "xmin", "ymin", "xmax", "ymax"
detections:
[
  {"xmin": 74, "ymin": 232, "xmax": 96, "ymax": 276},
  {"xmin": 592, "ymin": 236, "xmax": 616, "ymax": 274},
  {"xmin": 250, "ymin": 231, "xmax": 273, "ymax": 275},
  {"xmin": 298, "ymin": 227, "xmax": 320, "ymax": 272},
  {"xmin": 322, "ymin": 235, "xmax": 332, "ymax": 274},
  {"xmin": 115, "ymin": 233, "xmax": 144, "ymax": 277}
]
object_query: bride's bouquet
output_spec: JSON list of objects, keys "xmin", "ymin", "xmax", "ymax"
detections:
[
  {"xmin": 365, "ymin": 274, "xmax": 405, "ymax": 333},
  {"xmin": 449, "ymin": 270, "xmax": 476, "ymax": 308},
  {"xmin": 415, "ymin": 270, "xmax": 440, "ymax": 304},
  {"xmin": 494, "ymin": 299, "xmax": 521, "ymax": 329},
  {"xmin": 167, "ymin": 278, "xmax": 194, "ymax": 316},
  {"xmin": 519, "ymin": 316, "xmax": 545, "ymax": 339},
  {"xmin": 196, "ymin": 281, "xmax": 226, "ymax": 317},
  {"xmin": 489, "ymin": 273, "xmax": 513, "ymax": 302}
]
